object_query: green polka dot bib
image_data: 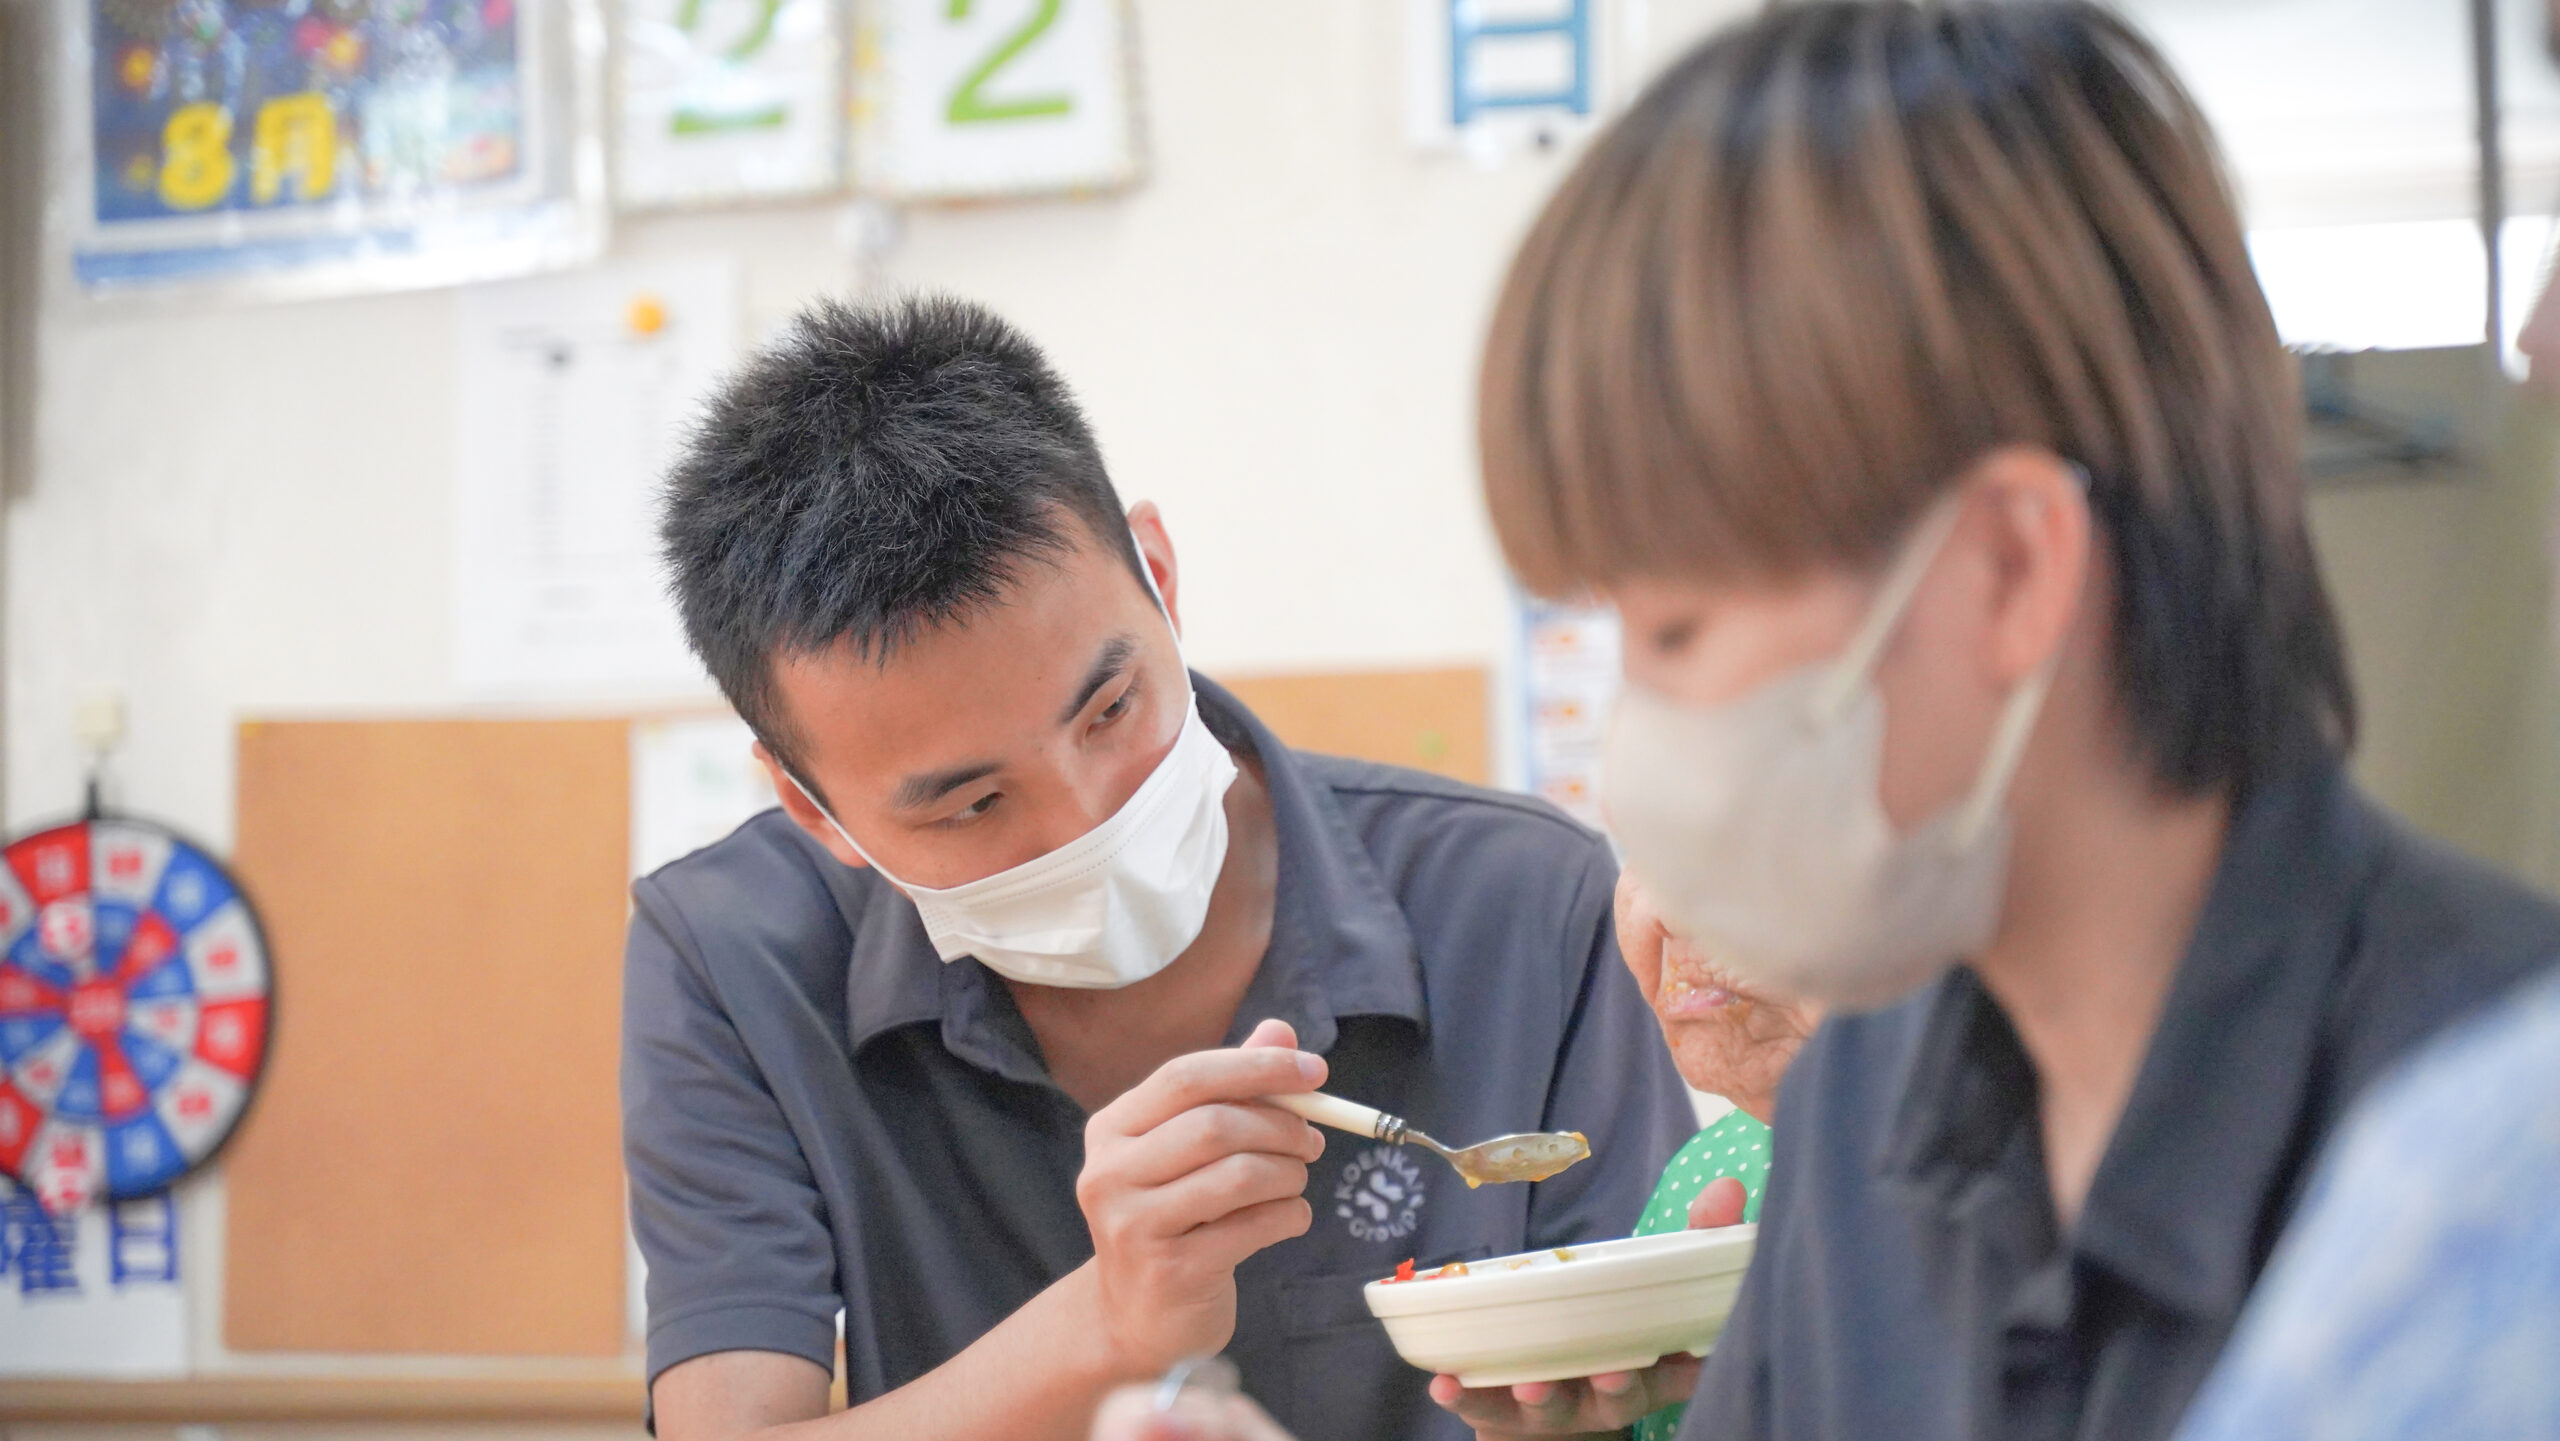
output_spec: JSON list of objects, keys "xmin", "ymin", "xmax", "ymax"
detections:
[{"xmin": 1629, "ymin": 1108, "xmax": 1771, "ymax": 1441}]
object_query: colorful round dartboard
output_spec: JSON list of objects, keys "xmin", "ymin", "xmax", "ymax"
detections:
[{"xmin": 0, "ymin": 816, "xmax": 271, "ymax": 1215}]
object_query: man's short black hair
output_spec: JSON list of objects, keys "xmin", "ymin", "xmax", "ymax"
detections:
[{"xmin": 661, "ymin": 293, "xmax": 1145, "ymax": 776}]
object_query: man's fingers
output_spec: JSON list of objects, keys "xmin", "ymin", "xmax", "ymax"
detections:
[
  {"xmin": 1688, "ymin": 1175, "xmax": 1749, "ymax": 1230},
  {"xmin": 1428, "ymin": 1360, "xmax": 1703, "ymax": 1433},
  {"xmin": 1429, "ymin": 1375, "xmax": 1556, "ymax": 1429},
  {"xmin": 1582, "ymin": 1367, "xmax": 1678, "ymax": 1428},
  {"xmin": 1237, "ymin": 1017, "xmax": 1297, "ymax": 1051},
  {"xmin": 1507, "ymin": 1379, "xmax": 1579, "ymax": 1429},
  {"xmin": 1101, "ymin": 1101, "xmax": 1324, "ymax": 1189},
  {"xmin": 1100, "ymin": 1046, "xmax": 1328, "ymax": 1138},
  {"xmin": 1649, "ymin": 1353, "xmax": 1705, "ymax": 1406},
  {"xmin": 1124, "ymin": 1152, "xmax": 1311, "ymax": 1239},
  {"xmin": 1178, "ymin": 1194, "xmax": 1316, "ymax": 1270}
]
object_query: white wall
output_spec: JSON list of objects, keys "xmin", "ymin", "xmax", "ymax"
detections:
[
  {"xmin": 6, "ymin": 0, "xmax": 1765, "ymax": 845},
  {"xmin": 12, "ymin": 0, "xmax": 2560, "ymax": 863}
]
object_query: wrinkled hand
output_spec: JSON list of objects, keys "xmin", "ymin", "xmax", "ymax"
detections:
[
  {"xmin": 1089, "ymin": 1384, "xmax": 1299, "ymax": 1441},
  {"xmin": 1078, "ymin": 1019, "xmax": 1328, "ymax": 1376},
  {"xmin": 1429, "ymin": 1178, "xmax": 1748, "ymax": 1438},
  {"xmin": 1613, "ymin": 872, "xmax": 1819, "ymax": 1125}
]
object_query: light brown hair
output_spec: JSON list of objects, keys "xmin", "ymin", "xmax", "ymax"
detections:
[{"xmin": 1480, "ymin": 0, "xmax": 2353, "ymax": 794}]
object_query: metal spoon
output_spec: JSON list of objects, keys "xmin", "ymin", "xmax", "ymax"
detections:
[{"xmin": 1273, "ymin": 1091, "xmax": 1591, "ymax": 1188}]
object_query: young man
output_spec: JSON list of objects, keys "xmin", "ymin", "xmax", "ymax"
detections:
[{"xmin": 622, "ymin": 295, "xmax": 1691, "ymax": 1441}]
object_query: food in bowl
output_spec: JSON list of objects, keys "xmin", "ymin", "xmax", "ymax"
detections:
[
  {"xmin": 1386, "ymin": 1249, "xmax": 1579, "ymax": 1283},
  {"xmin": 1362, "ymin": 1227, "xmax": 1757, "ymax": 1388}
]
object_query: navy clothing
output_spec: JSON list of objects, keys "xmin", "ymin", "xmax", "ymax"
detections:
[
  {"xmin": 1681, "ymin": 764, "xmax": 2560, "ymax": 1441},
  {"xmin": 622, "ymin": 676, "xmax": 1692, "ymax": 1441}
]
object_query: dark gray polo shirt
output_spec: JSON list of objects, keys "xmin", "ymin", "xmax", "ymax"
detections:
[
  {"xmin": 1680, "ymin": 763, "xmax": 2560, "ymax": 1441},
  {"xmin": 622, "ymin": 675, "xmax": 1693, "ymax": 1440}
]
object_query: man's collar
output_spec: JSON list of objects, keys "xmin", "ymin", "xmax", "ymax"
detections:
[
  {"xmin": 1878, "ymin": 763, "xmax": 2378, "ymax": 1320},
  {"xmin": 837, "ymin": 671, "xmax": 1429, "ymax": 1074},
  {"xmin": 1194, "ymin": 673, "xmax": 1430, "ymax": 1054}
]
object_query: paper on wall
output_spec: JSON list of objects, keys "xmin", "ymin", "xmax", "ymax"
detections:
[
  {"xmin": 453, "ymin": 256, "xmax": 740, "ymax": 698},
  {"xmin": 1518, "ymin": 598, "xmax": 1620, "ymax": 829},
  {"xmin": 0, "ymin": 1181, "xmax": 187, "ymax": 1377},
  {"xmin": 631, "ymin": 713, "xmax": 778, "ymax": 878},
  {"xmin": 615, "ymin": 0, "xmax": 846, "ymax": 208},
  {"xmin": 853, "ymin": 0, "xmax": 1144, "ymax": 201}
]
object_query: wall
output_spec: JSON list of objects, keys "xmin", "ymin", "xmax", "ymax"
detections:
[
  {"xmin": 6, "ymin": 0, "xmax": 2560, "ymax": 1434},
  {"xmin": 0, "ymin": 0, "xmax": 1756, "ymax": 847},
  {"xmin": 2307, "ymin": 349, "xmax": 2560, "ymax": 894}
]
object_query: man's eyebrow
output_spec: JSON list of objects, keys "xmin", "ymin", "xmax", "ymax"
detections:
[
  {"xmin": 1057, "ymin": 634, "xmax": 1138, "ymax": 725},
  {"xmin": 892, "ymin": 760, "xmax": 1002, "ymax": 812}
]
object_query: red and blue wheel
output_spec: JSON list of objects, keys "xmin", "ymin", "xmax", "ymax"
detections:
[{"xmin": 0, "ymin": 817, "xmax": 271, "ymax": 1215}]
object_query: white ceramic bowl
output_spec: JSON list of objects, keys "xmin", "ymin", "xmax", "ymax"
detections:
[{"xmin": 1361, "ymin": 1226, "xmax": 1758, "ymax": 1388}]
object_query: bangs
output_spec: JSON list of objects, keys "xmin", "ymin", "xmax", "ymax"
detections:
[
  {"xmin": 1479, "ymin": 1, "xmax": 2255, "ymax": 596},
  {"xmin": 1476, "ymin": 0, "xmax": 2352, "ymax": 795}
]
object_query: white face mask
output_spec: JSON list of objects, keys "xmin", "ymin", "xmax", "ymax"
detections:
[
  {"xmin": 1600, "ymin": 499, "xmax": 2059, "ymax": 1013},
  {"xmin": 785, "ymin": 551, "xmax": 1239, "ymax": 990}
]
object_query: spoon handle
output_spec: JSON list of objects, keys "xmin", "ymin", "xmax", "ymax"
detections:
[{"xmin": 1271, "ymin": 1090, "xmax": 1408, "ymax": 1145}]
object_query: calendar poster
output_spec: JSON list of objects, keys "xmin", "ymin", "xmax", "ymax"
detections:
[
  {"xmin": 64, "ymin": 0, "xmax": 604, "ymax": 298},
  {"xmin": 1517, "ymin": 597, "xmax": 1620, "ymax": 829}
]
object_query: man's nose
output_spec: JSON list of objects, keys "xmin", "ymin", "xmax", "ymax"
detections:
[{"xmin": 1018, "ymin": 768, "xmax": 1135, "ymax": 856}]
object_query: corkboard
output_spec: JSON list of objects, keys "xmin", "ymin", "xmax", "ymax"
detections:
[
  {"xmin": 223, "ymin": 719, "xmax": 631, "ymax": 1357},
  {"xmin": 1217, "ymin": 667, "xmax": 1489, "ymax": 784}
]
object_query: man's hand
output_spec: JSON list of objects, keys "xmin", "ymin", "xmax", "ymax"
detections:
[
  {"xmin": 1089, "ymin": 1385, "xmax": 1299, "ymax": 1441},
  {"xmin": 1427, "ymin": 1178, "xmax": 1749, "ymax": 1438},
  {"xmin": 1078, "ymin": 1018, "xmax": 1329, "ymax": 1376},
  {"xmin": 1426, "ymin": 1360, "xmax": 1706, "ymax": 1440}
]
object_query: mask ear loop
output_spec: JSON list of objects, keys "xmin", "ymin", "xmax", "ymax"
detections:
[
  {"xmin": 1945, "ymin": 653, "xmax": 2059, "ymax": 846},
  {"xmin": 1946, "ymin": 466, "xmax": 2090, "ymax": 845},
  {"xmin": 1807, "ymin": 496, "xmax": 1970, "ymax": 726},
  {"xmin": 782, "ymin": 765, "xmax": 918, "ymax": 886}
]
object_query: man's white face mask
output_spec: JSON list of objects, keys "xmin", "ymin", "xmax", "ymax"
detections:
[
  {"xmin": 1600, "ymin": 497, "xmax": 2061, "ymax": 1013},
  {"xmin": 785, "ymin": 545, "xmax": 1238, "ymax": 990}
]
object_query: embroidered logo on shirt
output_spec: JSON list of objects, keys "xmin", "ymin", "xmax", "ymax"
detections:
[{"xmin": 1334, "ymin": 1145, "xmax": 1426, "ymax": 1243}]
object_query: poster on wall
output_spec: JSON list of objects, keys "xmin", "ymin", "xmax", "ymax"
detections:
[
  {"xmin": 61, "ymin": 0, "xmax": 606, "ymax": 300},
  {"xmin": 614, "ymin": 0, "xmax": 845, "ymax": 208},
  {"xmin": 1404, "ymin": 0, "xmax": 1628, "ymax": 162},
  {"xmin": 0, "ymin": 1181, "xmax": 188, "ymax": 1377},
  {"xmin": 852, "ymin": 0, "xmax": 1144, "ymax": 201},
  {"xmin": 630, "ymin": 713, "xmax": 775, "ymax": 878},
  {"xmin": 452, "ymin": 255, "xmax": 738, "ymax": 697},
  {"xmin": 1516, "ymin": 596, "xmax": 1619, "ymax": 830}
]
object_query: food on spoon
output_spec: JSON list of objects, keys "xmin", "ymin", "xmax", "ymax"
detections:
[{"xmin": 1451, "ymin": 1129, "xmax": 1592, "ymax": 1188}]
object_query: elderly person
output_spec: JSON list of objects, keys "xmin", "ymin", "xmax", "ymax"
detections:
[
  {"xmin": 1616, "ymin": 875, "xmax": 1818, "ymax": 1233},
  {"xmin": 1612, "ymin": 877, "xmax": 1818, "ymax": 1441},
  {"xmin": 1092, "ymin": 878, "xmax": 1817, "ymax": 1441},
  {"xmin": 1424, "ymin": 877, "xmax": 1822, "ymax": 1441}
]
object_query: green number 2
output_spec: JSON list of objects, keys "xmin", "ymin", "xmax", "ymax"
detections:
[
  {"xmin": 944, "ymin": 0, "xmax": 1073, "ymax": 125},
  {"xmin": 676, "ymin": 0, "xmax": 783, "ymax": 62},
  {"xmin": 670, "ymin": 0, "xmax": 789, "ymax": 134}
]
